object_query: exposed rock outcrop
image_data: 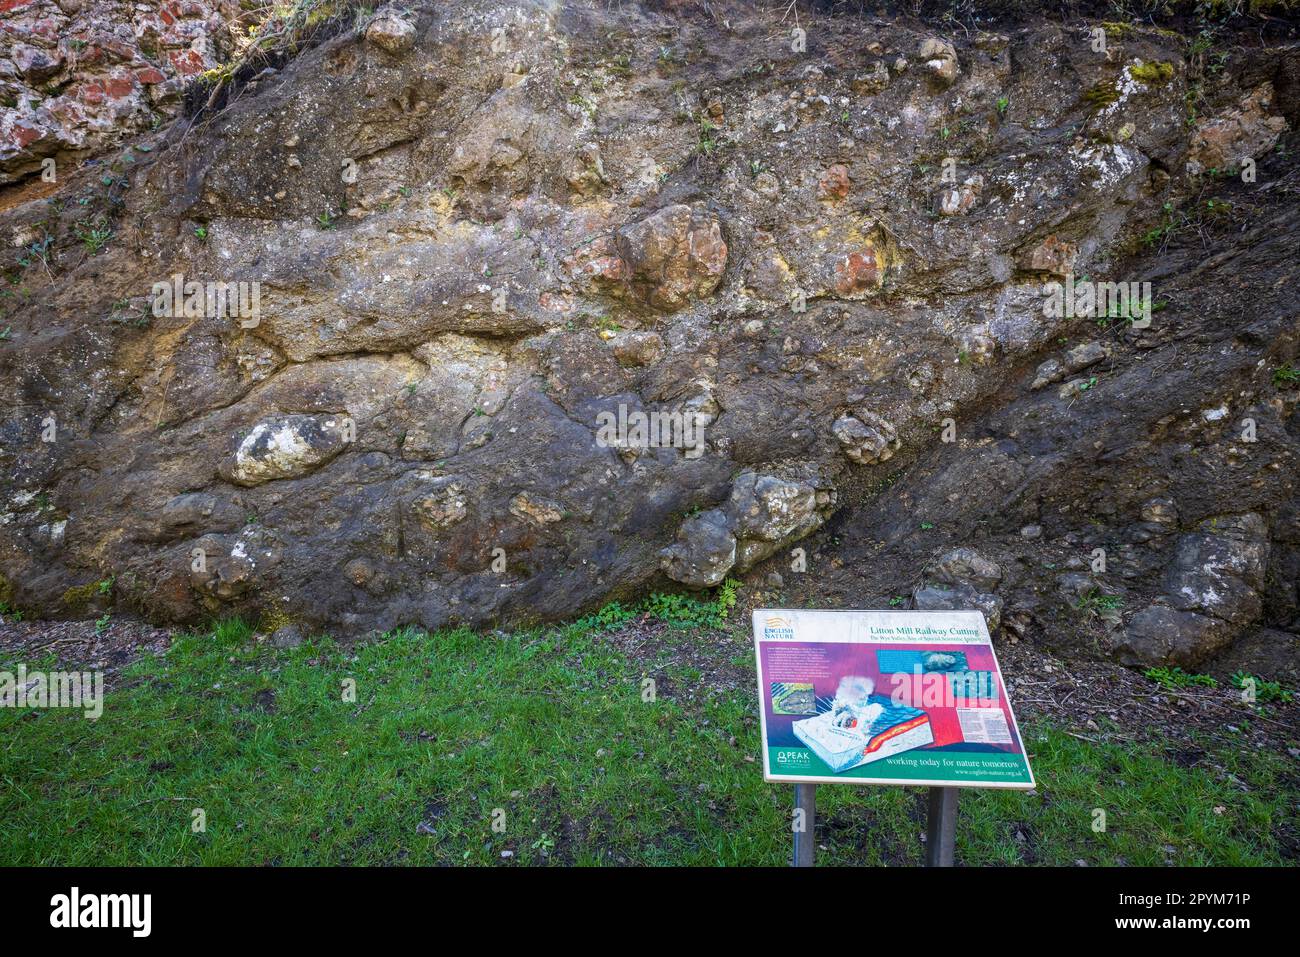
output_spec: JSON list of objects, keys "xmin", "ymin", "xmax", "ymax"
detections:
[{"xmin": 0, "ymin": 0, "xmax": 1295, "ymax": 677}]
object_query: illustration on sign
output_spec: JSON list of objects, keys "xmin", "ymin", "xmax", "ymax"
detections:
[{"xmin": 753, "ymin": 609, "xmax": 1035, "ymax": 789}]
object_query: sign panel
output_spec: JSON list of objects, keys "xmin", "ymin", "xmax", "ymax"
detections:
[{"xmin": 753, "ymin": 609, "xmax": 1034, "ymax": 789}]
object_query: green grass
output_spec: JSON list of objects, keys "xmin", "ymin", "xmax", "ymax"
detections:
[{"xmin": 1, "ymin": 613, "xmax": 1294, "ymax": 866}]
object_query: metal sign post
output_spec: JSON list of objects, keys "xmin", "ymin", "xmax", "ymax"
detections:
[
  {"xmin": 925, "ymin": 786, "xmax": 959, "ymax": 867},
  {"xmin": 792, "ymin": 783, "xmax": 816, "ymax": 867},
  {"xmin": 790, "ymin": 783, "xmax": 959, "ymax": 867}
]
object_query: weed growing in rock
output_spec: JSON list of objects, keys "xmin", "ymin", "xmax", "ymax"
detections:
[
  {"xmin": 1076, "ymin": 588, "xmax": 1122, "ymax": 616},
  {"xmin": 17, "ymin": 234, "xmax": 53, "ymax": 272},
  {"xmin": 695, "ymin": 115, "xmax": 718, "ymax": 156},
  {"xmin": 75, "ymin": 219, "xmax": 113, "ymax": 255},
  {"xmin": 1271, "ymin": 362, "xmax": 1299, "ymax": 386}
]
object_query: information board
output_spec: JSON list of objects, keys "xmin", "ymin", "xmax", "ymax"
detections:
[{"xmin": 753, "ymin": 608, "xmax": 1035, "ymax": 789}]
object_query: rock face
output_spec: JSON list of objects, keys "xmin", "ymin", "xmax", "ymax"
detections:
[
  {"xmin": 0, "ymin": 1, "xmax": 1297, "ymax": 677},
  {"xmin": 0, "ymin": 0, "xmax": 231, "ymax": 184},
  {"xmin": 914, "ymin": 548, "xmax": 1004, "ymax": 633},
  {"xmin": 1118, "ymin": 514, "xmax": 1271, "ymax": 666}
]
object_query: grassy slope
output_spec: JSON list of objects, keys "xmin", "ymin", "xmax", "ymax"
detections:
[{"xmin": 1, "ymin": 612, "xmax": 1293, "ymax": 866}]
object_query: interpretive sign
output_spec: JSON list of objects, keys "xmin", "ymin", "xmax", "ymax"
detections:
[{"xmin": 753, "ymin": 609, "xmax": 1035, "ymax": 789}]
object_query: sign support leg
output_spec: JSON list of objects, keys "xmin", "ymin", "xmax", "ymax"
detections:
[
  {"xmin": 925, "ymin": 786, "xmax": 958, "ymax": 866},
  {"xmin": 792, "ymin": 783, "xmax": 816, "ymax": 867}
]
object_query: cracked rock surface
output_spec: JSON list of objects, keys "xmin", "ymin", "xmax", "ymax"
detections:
[{"xmin": 0, "ymin": 1, "xmax": 1297, "ymax": 677}]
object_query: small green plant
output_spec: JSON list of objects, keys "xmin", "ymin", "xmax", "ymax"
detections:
[
  {"xmin": 94, "ymin": 613, "xmax": 111, "ymax": 635},
  {"xmin": 17, "ymin": 234, "xmax": 53, "ymax": 271},
  {"xmin": 584, "ymin": 578, "xmax": 741, "ymax": 633},
  {"xmin": 194, "ymin": 225, "xmax": 209, "ymax": 241},
  {"xmin": 920, "ymin": 521, "xmax": 934, "ymax": 530},
  {"xmin": 97, "ymin": 577, "xmax": 114, "ymax": 596},
  {"xmin": 996, "ymin": 95, "xmax": 1009, "ymax": 116},
  {"xmin": 695, "ymin": 114, "xmax": 718, "ymax": 156},
  {"xmin": 0, "ymin": 600, "xmax": 24, "ymax": 623},
  {"xmin": 642, "ymin": 581, "xmax": 738, "ymax": 630},
  {"xmin": 1144, "ymin": 666, "xmax": 1217, "ymax": 690},
  {"xmin": 0, "ymin": 326, "xmax": 11, "ymax": 342},
  {"xmin": 317, "ymin": 210, "xmax": 336, "ymax": 230},
  {"xmin": 1231, "ymin": 671, "xmax": 1292, "ymax": 705},
  {"xmin": 888, "ymin": 595, "xmax": 907, "ymax": 607},
  {"xmin": 1076, "ymin": 588, "xmax": 1122, "ymax": 616},
  {"xmin": 76, "ymin": 219, "xmax": 113, "ymax": 254},
  {"xmin": 1271, "ymin": 362, "xmax": 1299, "ymax": 386}
]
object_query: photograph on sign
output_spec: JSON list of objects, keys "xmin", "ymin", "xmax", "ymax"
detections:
[{"xmin": 753, "ymin": 609, "xmax": 1034, "ymax": 789}]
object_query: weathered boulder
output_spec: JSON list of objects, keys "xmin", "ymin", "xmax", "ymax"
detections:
[
  {"xmin": 1165, "ymin": 514, "xmax": 1269, "ymax": 626},
  {"xmin": 833, "ymin": 412, "xmax": 900, "ymax": 465},
  {"xmin": 660, "ymin": 509, "xmax": 736, "ymax": 588},
  {"xmin": 365, "ymin": 11, "xmax": 417, "ymax": 55},
  {"xmin": 270, "ymin": 623, "xmax": 305, "ymax": 649},
  {"xmin": 915, "ymin": 548, "xmax": 1004, "ymax": 632},
  {"xmin": 1115, "ymin": 514, "xmax": 1271, "ymax": 666},
  {"xmin": 918, "ymin": 38, "xmax": 960, "ymax": 90},
  {"xmin": 915, "ymin": 584, "xmax": 1003, "ymax": 634},
  {"xmin": 219, "ymin": 415, "xmax": 353, "ymax": 487},
  {"xmin": 660, "ymin": 469, "xmax": 834, "ymax": 588},
  {"xmin": 608, "ymin": 331, "xmax": 665, "ymax": 367},
  {"xmin": 615, "ymin": 205, "xmax": 728, "ymax": 310},
  {"xmin": 932, "ymin": 548, "xmax": 1003, "ymax": 593},
  {"xmin": 1187, "ymin": 83, "xmax": 1288, "ymax": 177}
]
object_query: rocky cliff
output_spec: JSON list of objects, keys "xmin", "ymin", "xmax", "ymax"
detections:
[{"xmin": 1, "ymin": 0, "xmax": 1297, "ymax": 677}]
